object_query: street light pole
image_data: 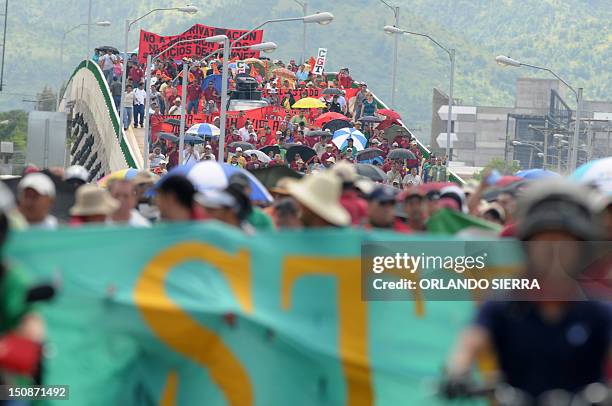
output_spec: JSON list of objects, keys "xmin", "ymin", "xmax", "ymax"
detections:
[
  {"xmin": 379, "ymin": 1, "xmax": 399, "ymax": 108},
  {"xmin": 391, "ymin": 6, "xmax": 399, "ymax": 109},
  {"xmin": 218, "ymin": 36, "xmax": 230, "ymax": 163},
  {"xmin": 446, "ymin": 48, "xmax": 455, "ymax": 162},
  {"xmin": 58, "ymin": 20, "xmax": 111, "ymax": 110},
  {"xmin": 143, "ymin": 54, "xmax": 152, "ymax": 169},
  {"xmin": 86, "ymin": 0, "xmax": 92, "ymax": 69},
  {"xmin": 383, "ymin": 25, "xmax": 454, "ymax": 160},
  {"xmin": 178, "ymin": 61, "xmax": 189, "ymax": 165},
  {"xmin": 292, "ymin": 0, "xmax": 308, "ymax": 64}
]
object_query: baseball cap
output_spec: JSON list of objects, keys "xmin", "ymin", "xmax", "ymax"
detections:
[
  {"xmin": 64, "ymin": 165, "xmax": 89, "ymax": 183},
  {"xmin": 205, "ymin": 145, "xmax": 212, "ymax": 149},
  {"xmin": 236, "ymin": 147, "xmax": 243, "ymax": 152},
  {"xmin": 369, "ymin": 186, "xmax": 396, "ymax": 203},
  {"xmin": 18, "ymin": 173, "xmax": 55, "ymax": 198},
  {"xmin": 325, "ymin": 143, "xmax": 333, "ymax": 148}
]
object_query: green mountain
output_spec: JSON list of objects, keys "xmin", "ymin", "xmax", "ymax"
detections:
[{"xmin": 1, "ymin": 0, "xmax": 610, "ymax": 141}]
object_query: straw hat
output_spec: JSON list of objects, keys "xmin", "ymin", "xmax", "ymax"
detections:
[
  {"xmin": 70, "ymin": 184, "xmax": 119, "ymax": 216},
  {"xmin": 286, "ymin": 172, "xmax": 350, "ymax": 226}
]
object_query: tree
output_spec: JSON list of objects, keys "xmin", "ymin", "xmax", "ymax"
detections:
[{"xmin": 474, "ymin": 157, "xmax": 520, "ymax": 180}]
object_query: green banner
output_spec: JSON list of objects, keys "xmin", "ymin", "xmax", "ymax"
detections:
[{"xmin": 5, "ymin": 223, "xmax": 505, "ymax": 405}]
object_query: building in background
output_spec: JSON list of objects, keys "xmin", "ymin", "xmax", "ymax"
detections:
[{"xmin": 431, "ymin": 78, "xmax": 612, "ymax": 172}]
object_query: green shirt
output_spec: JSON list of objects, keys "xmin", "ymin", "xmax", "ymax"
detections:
[
  {"xmin": 0, "ymin": 263, "xmax": 31, "ymax": 333},
  {"xmin": 247, "ymin": 208, "xmax": 274, "ymax": 231}
]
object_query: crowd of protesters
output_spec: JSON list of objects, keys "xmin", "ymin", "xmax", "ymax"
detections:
[
  {"xmin": 107, "ymin": 52, "xmax": 451, "ymax": 187},
  {"xmin": 26, "ymin": 48, "xmax": 605, "ymax": 400}
]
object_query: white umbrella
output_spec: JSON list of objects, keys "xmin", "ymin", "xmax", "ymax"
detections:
[
  {"xmin": 244, "ymin": 149, "xmax": 271, "ymax": 163},
  {"xmin": 331, "ymin": 127, "xmax": 367, "ymax": 151}
]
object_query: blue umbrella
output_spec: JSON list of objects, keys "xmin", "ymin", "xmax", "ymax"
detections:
[
  {"xmin": 332, "ymin": 127, "xmax": 368, "ymax": 151},
  {"xmin": 186, "ymin": 123, "xmax": 220, "ymax": 138},
  {"xmin": 187, "ymin": 161, "xmax": 273, "ymax": 203},
  {"xmin": 183, "ymin": 135, "xmax": 205, "ymax": 144},
  {"xmin": 515, "ymin": 168, "xmax": 561, "ymax": 180},
  {"xmin": 149, "ymin": 161, "xmax": 273, "ymax": 203}
]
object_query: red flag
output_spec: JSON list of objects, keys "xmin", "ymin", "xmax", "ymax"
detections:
[
  {"xmin": 249, "ymin": 65, "xmax": 258, "ymax": 78},
  {"xmin": 308, "ymin": 56, "xmax": 316, "ymax": 73}
]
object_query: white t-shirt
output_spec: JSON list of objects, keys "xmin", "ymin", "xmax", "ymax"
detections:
[
  {"xmin": 238, "ymin": 127, "xmax": 250, "ymax": 142},
  {"xmin": 168, "ymin": 105, "xmax": 183, "ymax": 115},
  {"xmin": 29, "ymin": 215, "xmax": 58, "ymax": 230},
  {"xmin": 133, "ymin": 88, "xmax": 147, "ymax": 105},
  {"xmin": 183, "ymin": 148, "xmax": 201, "ymax": 165},
  {"xmin": 100, "ymin": 54, "xmax": 115, "ymax": 70},
  {"xmin": 402, "ymin": 174, "xmax": 422, "ymax": 186},
  {"xmin": 128, "ymin": 209, "xmax": 151, "ymax": 227}
]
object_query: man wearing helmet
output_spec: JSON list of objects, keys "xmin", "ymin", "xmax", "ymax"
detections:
[{"xmin": 444, "ymin": 179, "xmax": 611, "ymax": 399}]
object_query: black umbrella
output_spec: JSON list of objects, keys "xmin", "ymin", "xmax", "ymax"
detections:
[
  {"xmin": 229, "ymin": 141, "xmax": 255, "ymax": 151},
  {"xmin": 260, "ymin": 145, "xmax": 281, "ymax": 157},
  {"xmin": 322, "ymin": 88, "xmax": 343, "ymax": 95},
  {"xmin": 306, "ymin": 130, "xmax": 330, "ymax": 138},
  {"xmin": 355, "ymin": 164, "xmax": 387, "ymax": 182},
  {"xmin": 356, "ymin": 148, "xmax": 384, "ymax": 162},
  {"xmin": 323, "ymin": 118, "xmax": 351, "ymax": 134},
  {"xmin": 159, "ymin": 132, "xmax": 178, "ymax": 142},
  {"xmin": 96, "ymin": 46, "xmax": 120, "ymax": 54},
  {"xmin": 383, "ymin": 124, "xmax": 411, "ymax": 141},
  {"xmin": 388, "ymin": 148, "xmax": 417, "ymax": 161},
  {"xmin": 285, "ymin": 145, "xmax": 316, "ymax": 163},
  {"xmin": 359, "ymin": 115, "xmax": 383, "ymax": 123},
  {"xmin": 282, "ymin": 142, "xmax": 301, "ymax": 150},
  {"xmin": 249, "ymin": 166, "xmax": 303, "ymax": 189}
]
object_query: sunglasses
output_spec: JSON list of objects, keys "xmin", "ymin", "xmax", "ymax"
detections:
[{"xmin": 377, "ymin": 200, "xmax": 395, "ymax": 207}]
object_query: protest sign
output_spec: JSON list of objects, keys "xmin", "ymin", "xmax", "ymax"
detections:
[
  {"xmin": 139, "ymin": 24, "xmax": 264, "ymax": 64},
  {"xmin": 262, "ymin": 88, "xmax": 321, "ymax": 102},
  {"xmin": 6, "ymin": 224, "xmax": 518, "ymax": 405},
  {"xmin": 312, "ymin": 48, "xmax": 328, "ymax": 75}
]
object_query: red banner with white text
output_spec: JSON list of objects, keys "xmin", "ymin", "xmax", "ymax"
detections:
[
  {"xmin": 160, "ymin": 104, "xmax": 317, "ymax": 135},
  {"xmin": 138, "ymin": 24, "xmax": 264, "ymax": 64}
]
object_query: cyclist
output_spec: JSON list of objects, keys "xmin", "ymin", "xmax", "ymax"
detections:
[{"xmin": 445, "ymin": 179, "xmax": 611, "ymax": 398}]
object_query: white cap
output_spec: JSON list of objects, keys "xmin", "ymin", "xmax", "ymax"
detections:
[
  {"xmin": 64, "ymin": 165, "xmax": 89, "ymax": 183},
  {"xmin": 236, "ymin": 147, "xmax": 243, "ymax": 152},
  {"xmin": 392, "ymin": 142, "xmax": 399, "ymax": 147},
  {"xmin": 205, "ymin": 145, "xmax": 212, "ymax": 149},
  {"xmin": 18, "ymin": 173, "xmax": 56, "ymax": 198}
]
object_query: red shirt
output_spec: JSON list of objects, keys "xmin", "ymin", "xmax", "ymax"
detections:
[
  {"xmin": 321, "ymin": 151, "xmax": 336, "ymax": 162},
  {"xmin": 337, "ymin": 73, "xmax": 353, "ymax": 89},
  {"xmin": 203, "ymin": 87, "xmax": 218, "ymax": 102},
  {"xmin": 187, "ymin": 83, "xmax": 201, "ymax": 102},
  {"xmin": 150, "ymin": 113, "xmax": 164, "ymax": 144},
  {"xmin": 130, "ymin": 66, "xmax": 144, "ymax": 84},
  {"xmin": 339, "ymin": 189, "xmax": 368, "ymax": 226}
]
